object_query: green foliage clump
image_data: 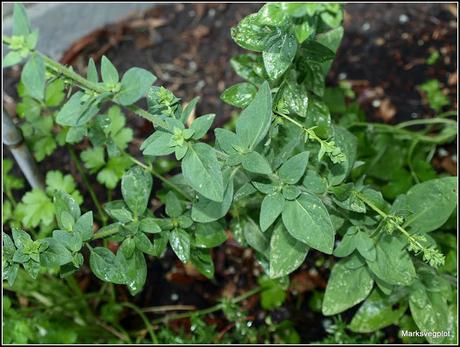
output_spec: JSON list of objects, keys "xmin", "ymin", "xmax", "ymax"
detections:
[{"xmin": 2, "ymin": 3, "xmax": 457, "ymax": 344}]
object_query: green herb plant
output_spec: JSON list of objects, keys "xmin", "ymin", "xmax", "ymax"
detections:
[{"xmin": 3, "ymin": 3, "xmax": 457, "ymax": 344}]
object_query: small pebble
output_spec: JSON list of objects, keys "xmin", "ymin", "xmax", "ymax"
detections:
[
  {"xmin": 399, "ymin": 14, "xmax": 409, "ymax": 23},
  {"xmin": 410, "ymin": 112, "xmax": 418, "ymax": 118},
  {"xmin": 171, "ymin": 293, "xmax": 179, "ymax": 301},
  {"xmin": 362, "ymin": 22, "xmax": 370, "ymax": 31},
  {"xmin": 417, "ymin": 40, "xmax": 424, "ymax": 46},
  {"xmin": 208, "ymin": 8, "xmax": 216, "ymax": 17},
  {"xmin": 438, "ymin": 148, "xmax": 449, "ymax": 157},
  {"xmin": 372, "ymin": 99, "xmax": 381, "ymax": 108},
  {"xmin": 338, "ymin": 72, "xmax": 347, "ymax": 80}
]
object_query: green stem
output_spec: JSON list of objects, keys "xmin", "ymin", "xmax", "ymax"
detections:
[
  {"xmin": 396, "ymin": 117, "xmax": 457, "ymax": 129},
  {"xmin": 3, "ymin": 36, "xmax": 168, "ymax": 129},
  {"xmin": 68, "ymin": 146, "xmax": 108, "ymax": 225},
  {"xmin": 5, "ymin": 189, "xmax": 17, "ymax": 208},
  {"xmin": 152, "ymin": 286, "xmax": 262, "ymax": 325},
  {"xmin": 349, "ymin": 121, "xmax": 456, "ymax": 144},
  {"xmin": 40, "ymin": 53, "xmax": 167, "ymax": 127},
  {"xmin": 275, "ymin": 111, "xmax": 324, "ymax": 145},
  {"xmin": 128, "ymin": 155, "xmax": 193, "ymax": 201},
  {"xmin": 121, "ymin": 302, "xmax": 158, "ymax": 344},
  {"xmin": 91, "ymin": 224, "xmax": 122, "ymax": 240},
  {"xmin": 354, "ymin": 191, "xmax": 425, "ymax": 251}
]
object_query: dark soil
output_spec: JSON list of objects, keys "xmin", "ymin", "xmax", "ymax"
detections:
[{"xmin": 3, "ymin": 3, "xmax": 457, "ymax": 343}]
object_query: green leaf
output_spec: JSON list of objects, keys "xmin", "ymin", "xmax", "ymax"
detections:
[
  {"xmin": 190, "ymin": 248, "xmax": 215, "ymax": 279},
  {"xmin": 3, "ymin": 51, "xmax": 23, "ymax": 68},
  {"xmin": 231, "ymin": 14, "xmax": 273, "ymax": 52},
  {"xmin": 40, "ymin": 237, "xmax": 73, "ymax": 268},
  {"xmin": 275, "ymin": 75, "xmax": 309, "ymax": 117},
  {"xmin": 53, "ymin": 190, "xmax": 81, "ymax": 230},
  {"xmin": 302, "ymin": 170, "xmax": 327, "ymax": 194},
  {"xmin": 243, "ymin": 217, "xmax": 269, "ymax": 255},
  {"xmin": 52, "ymin": 230, "xmax": 82, "ymax": 253},
  {"xmin": 74, "ymin": 212, "xmax": 94, "ymax": 241},
  {"xmin": 140, "ymin": 131, "xmax": 174, "ymax": 156},
  {"xmin": 118, "ymin": 250, "xmax": 147, "ymax": 296},
  {"xmin": 215, "ymin": 128, "xmax": 243, "ymax": 155},
  {"xmin": 191, "ymin": 171, "xmax": 234, "ymax": 223},
  {"xmin": 241, "ymin": 151, "xmax": 272, "ymax": 175},
  {"xmin": 66, "ymin": 126, "xmax": 87, "ymax": 144},
  {"xmin": 269, "ymin": 222, "xmax": 309, "ymax": 278},
  {"xmin": 12, "ymin": 228, "xmax": 32, "ymax": 249},
  {"xmin": 32, "ymin": 136, "xmax": 56, "ymax": 162},
  {"xmin": 23, "ymin": 260, "xmax": 41, "ymax": 279},
  {"xmin": 117, "ymin": 67, "xmax": 156, "ymax": 106},
  {"xmin": 322, "ymin": 257, "xmax": 374, "ymax": 315},
  {"xmin": 257, "ymin": 3, "xmax": 287, "ymax": 26},
  {"xmin": 409, "ymin": 287, "xmax": 450, "ymax": 344},
  {"xmin": 235, "ymin": 81, "xmax": 272, "ymax": 151},
  {"xmin": 186, "ymin": 114, "xmax": 214, "ymax": 141},
  {"xmin": 21, "ymin": 54, "xmax": 45, "ymax": 100},
  {"xmin": 418, "ymin": 79, "xmax": 450, "ymax": 112},
  {"xmin": 121, "ymin": 166, "xmax": 152, "ymax": 217},
  {"xmin": 367, "ymin": 235, "xmax": 416, "ymax": 286},
  {"xmin": 280, "ymin": 3, "xmax": 311, "ymax": 17},
  {"xmin": 182, "ymin": 142, "xmax": 224, "ymax": 202},
  {"xmin": 45, "ymin": 78, "xmax": 65, "ymax": 107},
  {"xmin": 45, "ymin": 170, "xmax": 82, "ymax": 204},
  {"xmin": 97, "ymin": 155, "xmax": 133, "ymax": 189},
  {"xmin": 103, "ymin": 200, "xmax": 134, "ymax": 223},
  {"xmin": 259, "ymin": 276, "xmax": 287, "ymax": 310},
  {"xmin": 134, "ymin": 232, "xmax": 155, "ymax": 255},
  {"xmin": 81, "ymin": 146, "xmax": 105, "ymax": 173},
  {"xmin": 170, "ymin": 228, "xmax": 191, "ymax": 263},
  {"xmin": 194, "ymin": 222, "xmax": 227, "ymax": 248},
  {"xmin": 349, "ymin": 289, "xmax": 408, "ymax": 333},
  {"xmin": 13, "ymin": 3, "xmax": 31, "ymax": 36},
  {"xmin": 180, "ymin": 96, "xmax": 200, "ymax": 123},
  {"xmin": 282, "ymin": 193, "xmax": 334, "ymax": 254},
  {"xmin": 260, "ymin": 192, "xmax": 285, "ymax": 231},
  {"xmin": 89, "ymin": 247, "xmax": 126, "ymax": 284},
  {"xmin": 278, "ymin": 151, "xmax": 309, "ymax": 184},
  {"xmin": 16, "ymin": 96, "xmax": 41, "ymax": 119},
  {"xmin": 106, "ymin": 106, "xmax": 133, "ymax": 151},
  {"xmin": 120, "ymin": 238, "xmax": 136, "ymax": 258},
  {"xmin": 139, "ymin": 217, "xmax": 161, "ymax": 234},
  {"xmin": 302, "ymin": 40, "xmax": 336, "ymax": 62},
  {"xmin": 56, "ymin": 92, "xmax": 100, "ymax": 126},
  {"xmin": 221, "ymin": 82, "xmax": 257, "ymax": 108},
  {"xmin": 263, "ymin": 31, "xmax": 297, "ymax": 80},
  {"xmin": 327, "ymin": 126, "xmax": 357, "ymax": 185},
  {"xmin": 394, "ymin": 177, "xmax": 457, "ymax": 233},
  {"xmin": 87, "ymin": 58, "xmax": 98, "ymax": 82},
  {"xmin": 164, "ymin": 191, "xmax": 183, "ymax": 218},
  {"xmin": 16, "ymin": 190, "xmax": 54, "ymax": 228},
  {"xmin": 101, "ymin": 55, "xmax": 119, "ymax": 84},
  {"xmin": 230, "ymin": 54, "xmax": 266, "ymax": 84}
]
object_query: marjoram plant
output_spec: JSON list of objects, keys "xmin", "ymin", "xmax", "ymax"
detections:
[{"xmin": 2, "ymin": 3, "xmax": 457, "ymax": 344}]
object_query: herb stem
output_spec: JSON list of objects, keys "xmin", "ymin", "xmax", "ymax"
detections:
[
  {"xmin": 68, "ymin": 145, "xmax": 108, "ymax": 225},
  {"xmin": 349, "ymin": 121, "xmax": 456, "ymax": 144},
  {"xmin": 128, "ymin": 155, "xmax": 193, "ymax": 201},
  {"xmin": 121, "ymin": 302, "xmax": 158, "ymax": 344},
  {"xmin": 396, "ymin": 117, "xmax": 457, "ymax": 129},
  {"xmin": 3, "ymin": 36, "xmax": 168, "ymax": 128},
  {"xmin": 354, "ymin": 191, "xmax": 425, "ymax": 251},
  {"xmin": 151, "ymin": 286, "xmax": 262, "ymax": 325},
  {"xmin": 91, "ymin": 224, "xmax": 121, "ymax": 240}
]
